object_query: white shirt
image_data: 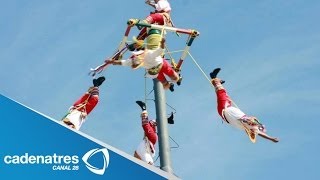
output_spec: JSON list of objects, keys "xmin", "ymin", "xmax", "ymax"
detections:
[
  {"xmin": 63, "ymin": 109, "xmax": 86, "ymax": 130},
  {"xmin": 223, "ymin": 106, "xmax": 246, "ymax": 130},
  {"xmin": 155, "ymin": 0, "xmax": 171, "ymax": 12},
  {"xmin": 136, "ymin": 138, "xmax": 155, "ymax": 164},
  {"xmin": 121, "ymin": 47, "xmax": 164, "ymax": 70}
]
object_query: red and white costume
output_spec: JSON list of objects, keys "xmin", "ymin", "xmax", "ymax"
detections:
[
  {"xmin": 63, "ymin": 87, "xmax": 99, "ymax": 130},
  {"xmin": 135, "ymin": 111, "xmax": 157, "ymax": 164},
  {"xmin": 210, "ymin": 73, "xmax": 279, "ymax": 143},
  {"xmin": 216, "ymin": 88, "xmax": 266, "ymax": 135}
]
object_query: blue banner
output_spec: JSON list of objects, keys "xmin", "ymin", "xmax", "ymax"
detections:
[{"xmin": 0, "ymin": 94, "xmax": 176, "ymax": 180}]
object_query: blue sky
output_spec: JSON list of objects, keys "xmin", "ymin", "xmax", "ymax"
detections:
[{"xmin": 1, "ymin": 0, "xmax": 320, "ymax": 179}]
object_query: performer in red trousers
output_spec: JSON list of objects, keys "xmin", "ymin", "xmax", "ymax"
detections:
[
  {"xmin": 62, "ymin": 76, "xmax": 105, "ymax": 130},
  {"xmin": 210, "ymin": 68, "xmax": 279, "ymax": 143},
  {"xmin": 134, "ymin": 101, "xmax": 158, "ymax": 165}
]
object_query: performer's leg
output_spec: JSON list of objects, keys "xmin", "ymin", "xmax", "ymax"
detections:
[
  {"xmin": 156, "ymin": 71, "xmax": 173, "ymax": 91},
  {"xmin": 210, "ymin": 68, "xmax": 231, "ymax": 117},
  {"xmin": 159, "ymin": 59, "xmax": 180, "ymax": 82},
  {"xmin": 79, "ymin": 76, "xmax": 105, "ymax": 115},
  {"xmin": 146, "ymin": 13, "xmax": 165, "ymax": 25}
]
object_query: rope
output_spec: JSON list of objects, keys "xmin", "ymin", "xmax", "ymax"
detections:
[
  {"xmin": 166, "ymin": 103, "xmax": 177, "ymax": 115},
  {"xmin": 231, "ymin": 99, "xmax": 240, "ymax": 109},
  {"xmin": 187, "ymin": 51, "xmax": 240, "ymax": 109},
  {"xmin": 144, "ymin": 98, "xmax": 176, "ymax": 115},
  {"xmin": 164, "ymin": 44, "xmax": 176, "ymax": 66},
  {"xmin": 144, "ymin": 71, "xmax": 148, "ymax": 106},
  {"xmin": 164, "ymin": 49, "xmax": 185, "ymax": 54},
  {"xmin": 161, "ymin": 27, "xmax": 165, "ymax": 37},
  {"xmin": 169, "ymin": 135, "xmax": 180, "ymax": 149},
  {"xmin": 187, "ymin": 51, "xmax": 215, "ymax": 90},
  {"xmin": 154, "ymin": 155, "xmax": 160, "ymax": 164},
  {"xmin": 61, "ymin": 93, "xmax": 91, "ymax": 120}
]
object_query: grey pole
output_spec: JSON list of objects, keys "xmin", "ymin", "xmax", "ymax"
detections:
[{"xmin": 153, "ymin": 79, "xmax": 173, "ymax": 174}]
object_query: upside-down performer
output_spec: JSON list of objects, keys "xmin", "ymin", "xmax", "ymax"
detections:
[
  {"xmin": 210, "ymin": 68, "xmax": 279, "ymax": 143},
  {"xmin": 134, "ymin": 101, "xmax": 158, "ymax": 165},
  {"xmin": 62, "ymin": 76, "xmax": 105, "ymax": 130}
]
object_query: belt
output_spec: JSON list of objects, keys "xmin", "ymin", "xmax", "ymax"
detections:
[
  {"xmin": 221, "ymin": 110, "xmax": 230, "ymax": 124},
  {"xmin": 147, "ymin": 63, "xmax": 162, "ymax": 75},
  {"xmin": 148, "ymin": 29, "xmax": 161, "ymax": 35},
  {"xmin": 154, "ymin": 10, "xmax": 169, "ymax": 13}
]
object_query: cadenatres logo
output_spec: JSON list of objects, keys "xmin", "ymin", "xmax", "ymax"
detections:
[
  {"xmin": 3, "ymin": 148, "xmax": 110, "ymax": 175},
  {"xmin": 82, "ymin": 148, "xmax": 109, "ymax": 175}
]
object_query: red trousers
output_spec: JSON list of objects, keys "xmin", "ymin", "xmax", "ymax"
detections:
[
  {"xmin": 146, "ymin": 13, "xmax": 165, "ymax": 25},
  {"xmin": 142, "ymin": 123, "xmax": 157, "ymax": 145},
  {"xmin": 216, "ymin": 89, "xmax": 232, "ymax": 118},
  {"xmin": 141, "ymin": 114, "xmax": 157, "ymax": 145},
  {"xmin": 157, "ymin": 59, "xmax": 176, "ymax": 82},
  {"xmin": 73, "ymin": 93, "xmax": 99, "ymax": 115}
]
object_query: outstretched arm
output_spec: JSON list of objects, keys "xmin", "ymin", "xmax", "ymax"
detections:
[
  {"xmin": 258, "ymin": 131, "xmax": 279, "ymax": 143},
  {"xmin": 105, "ymin": 59, "xmax": 132, "ymax": 66},
  {"xmin": 105, "ymin": 59, "xmax": 122, "ymax": 65}
]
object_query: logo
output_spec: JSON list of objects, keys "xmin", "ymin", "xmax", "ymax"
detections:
[
  {"xmin": 3, "ymin": 153, "xmax": 80, "ymax": 171},
  {"xmin": 82, "ymin": 148, "xmax": 109, "ymax": 175},
  {"xmin": 2, "ymin": 148, "xmax": 110, "ymax": 174}
]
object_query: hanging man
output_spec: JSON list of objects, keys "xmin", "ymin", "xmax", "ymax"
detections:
[
  {"xmin": 210, "ymin": 68, "xmax": 279, "ymax": 143},
  {"xmin": 62, "ymin": 76, "xmax": 105, "ymax": 130},
  {"xmin": 134, "ymin": 100, "xmax": 158, "ymax": 165}
]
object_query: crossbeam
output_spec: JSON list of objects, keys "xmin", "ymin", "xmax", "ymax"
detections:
[{"xmin": 127, "ymin": 19, "xmax": 200, "ymax": 37}]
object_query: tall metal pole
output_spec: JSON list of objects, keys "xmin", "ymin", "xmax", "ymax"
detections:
[{"xmin": 153, "ymin": 79, "xmax": 173, "ymax": 174}]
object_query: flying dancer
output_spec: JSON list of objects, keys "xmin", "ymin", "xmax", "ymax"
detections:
[
  {"xmin": 210, "ymin": 68, "xmax": 279, "ymax": 143},
  {"xmin": 62, "ymin": 76, "xmax": 105, "ymax": 130},
  {"xmin": 134, "ymin": 100, "xmax": 158, "ymax": 165}
]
